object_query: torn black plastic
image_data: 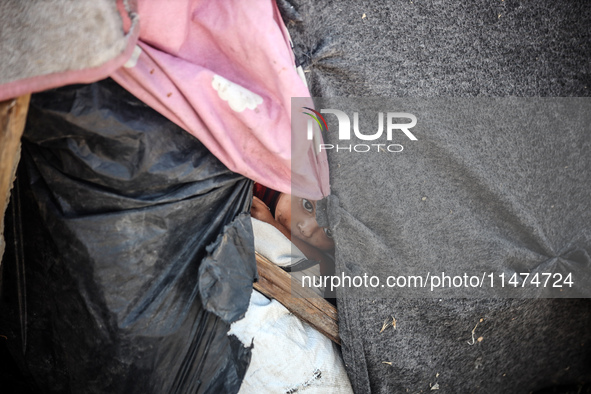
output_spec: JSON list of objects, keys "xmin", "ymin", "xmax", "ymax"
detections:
[{"xmin": 0, "ymin": 78, "xmax": 256, "ymax": 393}]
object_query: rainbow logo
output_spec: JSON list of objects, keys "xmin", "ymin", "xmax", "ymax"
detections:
[{"xmin": 302, "ymin": 107, "xmax": 329, "ymax": 134}]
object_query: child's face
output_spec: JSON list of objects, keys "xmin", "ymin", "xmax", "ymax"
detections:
[{"xmin": 275, "ymin": 194, "xmax": 335, "ymax": 252}]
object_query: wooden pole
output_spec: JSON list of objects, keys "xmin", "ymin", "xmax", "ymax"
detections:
[
  {"xmin": 254, "ymin": 252, "xmax": 340, "ymax": 344},
  {"xmin": 0, "ymin": 94, "xmax": 30, "ymax": 266}
]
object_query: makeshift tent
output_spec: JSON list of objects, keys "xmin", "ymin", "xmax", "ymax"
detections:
[{"xmin": 1, "ymin": 0, "xmax": 590, "ymax": 393}]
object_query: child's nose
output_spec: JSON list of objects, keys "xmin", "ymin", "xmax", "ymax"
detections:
[{"xmin": 297, "ymin": 217, "xmax": 317, "ymax": 237}]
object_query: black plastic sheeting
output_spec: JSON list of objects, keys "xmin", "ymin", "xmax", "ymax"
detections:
[{"xmin": 0, "ymin": 78, "xmax": 256, "ymax": 393}]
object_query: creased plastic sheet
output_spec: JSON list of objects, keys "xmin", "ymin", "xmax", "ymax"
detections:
[
  {"xmin": 112, "ymin": 0, "xmax": 330, "ymax": 200},
  {"xmin": 1, "ymin": 78, "xmax": 256, "ymax": 393}
]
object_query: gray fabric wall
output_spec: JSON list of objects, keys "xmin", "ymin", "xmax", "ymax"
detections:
[
  {"xmin": 280, "ymin": 1, "xmax": 591, "ymax": 393},
  {"xmin": 0, "ymin": 0, "xmax": 126, "ymax": 85}
]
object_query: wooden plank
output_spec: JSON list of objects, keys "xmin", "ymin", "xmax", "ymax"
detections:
[
  {"xmin": 253, "ymin": 252, "xmax": 340, "ymax": 344},
  {"xmin": 0, "ymin": 94, "xmax": 31, "ymax": 266}
]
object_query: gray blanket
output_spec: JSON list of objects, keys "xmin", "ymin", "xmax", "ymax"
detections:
[
  {"xmin": 281, "ymin": 1, "xmax": 591, "ymax": 392},
  {"xmin": 0, "ymin": 0, "xmax": 126, "ymax": 86}
]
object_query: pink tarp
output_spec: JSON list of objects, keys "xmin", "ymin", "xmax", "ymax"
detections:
[{"xmin": 111, "ymin": 0, "xmax": 329, "ymax": 200}]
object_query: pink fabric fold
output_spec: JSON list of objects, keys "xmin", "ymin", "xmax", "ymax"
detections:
[{"xmin": 111, "ymin": 0, "xmax": 329, "ymax": 200}]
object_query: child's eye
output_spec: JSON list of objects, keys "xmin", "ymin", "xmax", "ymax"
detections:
[
  {"xmin": 324, "ymin": 228, "xmax": 333, "ymax": 238},
  {"xmin": 302, "ymin": 198, "xmax": 314, "ymax": 213}
]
